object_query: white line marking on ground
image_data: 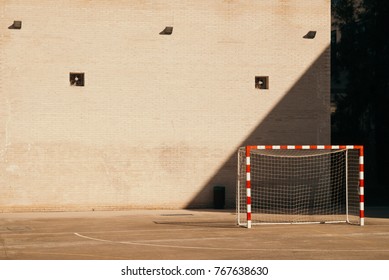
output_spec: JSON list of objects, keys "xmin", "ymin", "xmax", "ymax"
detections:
[{"xmin": 74, "ymin": 233, "xmax": 389, "ymax": 252}]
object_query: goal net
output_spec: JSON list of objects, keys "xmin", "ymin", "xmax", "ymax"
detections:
[{"xmin": 236, "ymin": 145, "xmax": 364, "ymax": 228}]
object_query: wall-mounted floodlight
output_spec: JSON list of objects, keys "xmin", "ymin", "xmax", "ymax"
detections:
[
  {"xmin": 159, "ymin": 26, "xmax": 173, "ymax": 35},
  {"xmin": 303, "ymin": 31, "xmax": 317, "ymax": 39},
  {"xmin": 70, "ymin": 73, "xmax": 85, "ymax": 87},
  {"xmin": 255, "ymin": 76, "xmax": 269, "ymax": 90},
  {"xmin": 8, "ymin": 21, "xmax": 22, "ymax": 29}
]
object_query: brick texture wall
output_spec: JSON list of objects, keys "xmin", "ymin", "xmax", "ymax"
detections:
[{"xmin": 0, "ymin": 0, "xmax": 330, "ymax": 211}]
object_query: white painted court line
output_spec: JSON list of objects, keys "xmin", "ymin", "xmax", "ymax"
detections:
[{"xmin": 74, "ymin": 233, "xmax": 389, "ymax": 252}]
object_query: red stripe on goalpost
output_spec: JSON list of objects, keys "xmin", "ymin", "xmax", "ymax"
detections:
[
  {"xmin": 357, "ymin": 146, "xmax": 365, "ymax": 225},
  {"xmin": 245, "ymin": 146, "xmax": 254, "ymax": 228}
]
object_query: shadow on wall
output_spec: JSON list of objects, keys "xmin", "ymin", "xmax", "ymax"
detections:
[{"xmin": 185, "ymin": 46, "xmax": 330, "ymax": 209}]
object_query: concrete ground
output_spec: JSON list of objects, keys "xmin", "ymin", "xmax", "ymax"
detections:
[{"xmin": 0, "ymin": 208, "xmax": 389, "ymax": 260}]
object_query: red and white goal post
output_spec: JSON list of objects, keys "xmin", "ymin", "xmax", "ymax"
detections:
[{"xmin": 236, "ymin": 145, "xmax": 364, "ymax": 228}]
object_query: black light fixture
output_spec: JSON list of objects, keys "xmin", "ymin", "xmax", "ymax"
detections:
[
  {"xmin": 8, "ymin": 20, "xmax": 22, "ymax": 30},
  {"xmin": 159, "ymin": 26, "xmax": 173, "ymax": 35},
  {"xmin": 70, "ymin": 73, "xmax": 85, "ymax": 87},
  {"xmin": 255, "ymin": 76, "xmax": 269, "ymax": 90},
  {"xmin": 303, "ymin": 31, "xmax": 317, "ymax": 39}
]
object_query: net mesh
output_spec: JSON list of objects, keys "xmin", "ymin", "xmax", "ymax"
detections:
[{"xmin": 237, "ymin": 148, "xmax": 361, "ymax": 226}]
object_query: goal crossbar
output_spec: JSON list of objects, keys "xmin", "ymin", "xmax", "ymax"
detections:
[{"xmin": 237, "ymin": 145, "xmax": 364, "ymax": 228}]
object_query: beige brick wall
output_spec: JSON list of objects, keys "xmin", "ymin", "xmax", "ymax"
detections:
[{"xmin": 0, "ymin": 0, "xmax": 330, "ymax": 211}]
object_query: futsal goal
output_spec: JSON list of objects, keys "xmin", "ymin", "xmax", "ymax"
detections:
[{"xmin": 236, "ymin": 145, "xmax": 364, "ymax": 228}]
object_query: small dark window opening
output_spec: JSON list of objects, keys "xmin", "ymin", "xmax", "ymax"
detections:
[
  {"xmin": 303, "ymin": 31, "xmax": 317, "ymax": 39},
  {"xmin": 70, "ymin": 73, "xmax": 85, "ymax": 86},
  {"xmin": 255, "ymin": 76, "xmax": 269, "ymax": 89},
  {"xmin": 159, "ymin": 26, "xmax": 173, "ymax": 35},
  {"xmin": 8, "ymin": 21, "xmax": 22, "ymax": 29}
]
